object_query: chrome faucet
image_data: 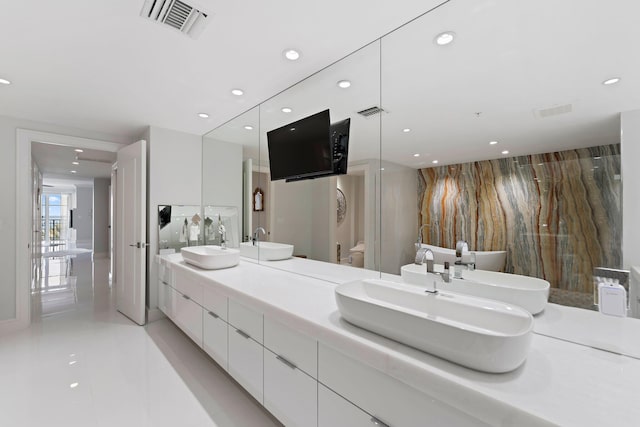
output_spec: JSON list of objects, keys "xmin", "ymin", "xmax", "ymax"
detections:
[
  {"xmin": 454, "ymin": 240, "xmax": 476, "ymax": 274},
  {"xmin": 252, "ymin": 226, "xmax": 266, "ymax": 246},
  {"xmin": 415, "ymin": 224, "xmax": 430, "ymax": 248},
  {"xmin": 440, "ymin": 261, "xmax": 451, "ymax": 283},
  {"xmin": 415, "ymin": 248, "xmax": 435, "ymax": 273},
  {"xmin": 218, "ymin": 215, "xmax": 227, "ymax": 250}
]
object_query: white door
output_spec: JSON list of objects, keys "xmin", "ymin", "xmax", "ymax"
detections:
[{"xmin": 116, "ymin": 140, "xmax": 147, "ymax": 325}]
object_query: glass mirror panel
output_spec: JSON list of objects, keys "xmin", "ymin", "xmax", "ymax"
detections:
[
  {"xmin": 256, "ymin": 41, "xmax": 382, "ymax": 280},
  {"xmin": 380, "ymin": 0, "xmax": 638, "ymax": 356},
  {"xmin": 202, "ymin": 106, "xmax": 259, "ymax": 246},
  {"xmin": 203, "ymin": 206, "xmax": 240, "ymax": 248}
]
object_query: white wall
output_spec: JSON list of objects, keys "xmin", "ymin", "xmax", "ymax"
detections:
[
  {"xmin": 622, "ymin": 110, "xmax": 640, "ymax": 268},
  {"xmin": 337, "ymin": 175, "xmax": 365, "ymax": 260},
  {"xmin": 147, "ymin": 126, "xmax": 202, "ymax": 318},
  {"xmin": 75, "ymin": 186, "xmax": 93, "ymax": 249},
  {"xmin": 93, "ymin": 178, "xmax": 110, "ymax": 257},
  {"xmin": 380, "ymin": 160, "xmax": 418, "ymax": 275},
  {"xmin": 0, "ymin": 114, "xmax": 128, "ymax": 329}
]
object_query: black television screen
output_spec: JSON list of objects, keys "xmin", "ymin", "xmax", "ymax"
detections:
[{"xmin": 267, "ymin": 109, "xmax": 332, "ymax": 181}]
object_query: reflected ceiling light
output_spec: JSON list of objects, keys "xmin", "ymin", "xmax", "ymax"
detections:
[
  {"xmin": 602, "ymin": 77, "xmax": 620, "ymax": 85},
  {"xmin": 72, "ymin": 161, "xmax": 79, "ymax": 165},
  {"xmin": 0, "ymin": 78, "xmax": 10, "ymax": 85},
  {"xmin": 70, "ymin": 170, "xmax": 77, "ymax": 174},
  {"xmin": 593, "ymin": 156, "xmax": 602, "ymax": 160},
  {"xmin": 244, "ymin": 125, "xmax": 253, "ymax": 130},
  {"xmin": 231, "ymin": 88, "xmax": 244, "ymax": 96},
  {"xmin": 403, "ymin": 128, "xmax": 411, "ymax": 133},
  {"xmin": 489, "ymin": 140, "xmax": 498, "ymax": 145},
  {"xmin": 432, "ymin": 160, "xmax": 439, "ymax": 164},
  {"xmin": 70, "ymin": 382, "xmax": 79, "ymax": 389},
  {"xmin": 281, "ymin": 107, "xmax": 292, "ymax": 113},
  {"xmin": 501, "ymin": 150, "xmax": 509, "ymax": 155},
  {"xmin": 413, "ymin": 153, "xmax": 420, "ymax": 157},
  {"xmin": 74, "ymin": 149, "xmax": 83, "ymax": 153},
  {"xmin": 283, "ymin": 49, "xmax": 301, "ymax": 61},
  {"xmin": 290, "ymin": 127, "xmax": 296, "ymax": 131},
  {"xmin": 380, "ymin": 168, "xmax": 385, "ymax": 171},
  {"xmin": 198, "ymin": 113, "xmax": 209, "ymax": 118},
  {"xmin": 337, "ymin": 80, "xmax": 351, "ymax": 89},
  {"xmin": 69, "ymin": 361, "xmax": 77, "ymax": 366},
  {"xmin": 434, "ymin": 31, "xmax": 455, "ymax": 46}
]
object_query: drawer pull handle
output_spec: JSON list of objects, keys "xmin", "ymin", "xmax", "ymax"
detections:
[
  {"xmin": 162, "ymin": 281, "xmax": 169, "ymax": 286},
  {"xmin": 182, "ymin": 294, "xmax": 190, "ymax": 300},
  {"xmin": 236, "ymin": 329, "xmax": 251, "ymax": 339},
  {"xmin": 370, "ymin": 417, "xmax": 390, "ymax": 427},
  {"xmin": 276, "ymin": 355, "xmax": 297, "ymax": 370},
  {"xmin": 208, "ymin": 311, "xmax": 219, "ymax": 319}
]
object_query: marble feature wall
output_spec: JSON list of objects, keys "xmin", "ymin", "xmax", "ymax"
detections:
[{"xmin": 418, "ymin": 144, "xmax": 621, "ymax": 294}]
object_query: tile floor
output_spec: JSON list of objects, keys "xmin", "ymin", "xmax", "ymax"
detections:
[{"xmin": 0, "ymin": 253, "xmax": 281, "ymax": 427}]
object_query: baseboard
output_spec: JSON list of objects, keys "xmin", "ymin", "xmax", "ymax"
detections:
[
  {"xmin": 146, "ymin": 307, "xmax": 165, "ymax": 323},
  {"xmin": 0, "ymin": 316, "xmax": 29, "ymax": 336},
  {"xmin": 93, "ymin": 252, "xmax": 109, "ymax": 259}
]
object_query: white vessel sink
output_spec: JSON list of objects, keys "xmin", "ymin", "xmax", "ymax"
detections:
[
  {"xmin": 401, "ymin": 264, "xmax": 550, "ymax": 315},
  {"xmin": 240, "ymin": 241, "xmax": 294, "ymax": 261},
  {"xmin": 181, "ymin": 245, "xmax": 240, "ymax": 270},
  {"xmin": 335, "ymin": 279, "xmax": 533, "ymax": 373}
]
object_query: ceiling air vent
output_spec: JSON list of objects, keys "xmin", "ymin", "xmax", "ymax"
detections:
[
  {"xmin": 534, "ymin": 103, "xmax": 573, "ymax": 119},
  {"xmin": 140, "ymin": 0, "xmax": 210, "ymax": 39},
  {"xmin": 357, "ymin": 106, "xmax": 385, "ymax": 117}
]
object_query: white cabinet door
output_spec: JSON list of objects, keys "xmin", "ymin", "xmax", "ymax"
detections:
[
  {"xmin": 264, "ymin": 317, "xmax": 317, "ymax": 378},
  {"xmin": 264, "ymin": 349, "xmax": 317, "ymax": 427},
  {"xmin": 203, "ymin": 310, "xmax": 228, "ymax": 370},
  {"xmin": 228, "ymin": 326, "xmax": 263, "ymax": 404},
  {"xmin": 158, "ymin": 280, "xmax": 167, "ymax": 315},
  {"xmin": 228, "ymin": 299, "xmax": 263, "ymax": 344},
  {"xmin": 318, "ymin": 384, "xmax": 374, "ymax": 427},
  {"xmin": 163, "ymin": 282, "xmax": 175, "ymax": 320},
  {"xmin": 174, "ymin": 290, "xmax": 203, "ymax": 347}
]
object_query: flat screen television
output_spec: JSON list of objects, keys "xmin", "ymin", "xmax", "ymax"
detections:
[{"xmin": 267, "ymin": 109, "xmax": 333, "ymax": 181}]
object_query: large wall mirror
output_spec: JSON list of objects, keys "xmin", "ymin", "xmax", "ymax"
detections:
[{"xmin": 201, "ymin": 0, "xmax": 639, "ymax": 355}]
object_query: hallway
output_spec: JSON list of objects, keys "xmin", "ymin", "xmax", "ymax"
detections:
[{"xmin": 0, "ymin": 254, "xmax": 280, "ymax": 427}]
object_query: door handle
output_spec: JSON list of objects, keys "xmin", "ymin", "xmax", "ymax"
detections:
[{"xmin": 129, "ymin": 242, "xmax": 149, "ymax": 248}]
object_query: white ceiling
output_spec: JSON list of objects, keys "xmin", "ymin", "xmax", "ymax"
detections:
[
  {"xmin": 206, "ymin": 0, "xmax": 640, "ymax": 169},
  {"xmin": 32, "ymin": 142, "xmax": 116, "ymax": 179},
  {"xmin": 0, "ymin": 0, "xmax": 447, "ymax": 140}
]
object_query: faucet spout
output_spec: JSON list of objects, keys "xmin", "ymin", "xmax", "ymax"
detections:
[{"xmin": 252, "ymin": 226, "xmax": 266, "ymax": 246}]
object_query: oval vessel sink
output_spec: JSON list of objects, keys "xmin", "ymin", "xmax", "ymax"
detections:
[
  {"xmin": 401, "ymin": 264, "xmax": 549, "ymax": 315},
  {"xmin": 240, "ymin": 241, "xmax": 294, "ymax": 261},
  {"xmin": 335, "ymin": 279, "xmax": 534, "ymax": 373},
  {"xmin": 181, "ymin": 245, "xmax": 240, "ymax": 270}
]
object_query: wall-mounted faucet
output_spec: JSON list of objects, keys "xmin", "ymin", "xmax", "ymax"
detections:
[{"xmin": 252, "ymin": 226, "xmax": 266, "ymax": 246}]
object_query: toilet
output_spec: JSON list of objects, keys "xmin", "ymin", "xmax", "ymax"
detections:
[{"xmin": 349, "ymin": 241, "xmax": 365, "ymax": 268}]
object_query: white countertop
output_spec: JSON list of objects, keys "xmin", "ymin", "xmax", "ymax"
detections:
[{"xmin": 158, "ymin": 254, "xmax": 640, "ymax": 427}]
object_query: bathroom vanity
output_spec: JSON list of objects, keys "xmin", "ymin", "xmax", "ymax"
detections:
[{"xmin": 156, "ymin": 254, "xmax": 640, "ymax": 427}]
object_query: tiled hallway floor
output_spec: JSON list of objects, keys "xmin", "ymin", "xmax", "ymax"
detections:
[{"xmin": 0, "ymin": 253, "xmax": 280, "ymax": 427}]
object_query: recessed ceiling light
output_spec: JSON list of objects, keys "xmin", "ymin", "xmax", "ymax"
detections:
[
  {"xmin": 72, "ymin": 161, "xmax": 79, "ymax": 165},
  {"xmin": 413, "ymin": 153, "xmax": 420, "ymax": 157},
  {"xmin": 403, "ymin": 128, "xmax": 411, "ymax": 133},
  {"xmin": 70, "ymin": 382, "xmax": 79, "ymax": 389},
  {"xmin": 231, "ymin": 88, "xmax": 244, "ymax": 96},
  {"xmin": 290, "ymin": 127, "xmax": 296, "ymax": 131},
  {"xmin": 337, "ymin": 80, "xmax": 351, "ymax": 89},
  {"xmin": 593, "ymin": 156, "xmax": 602, "ymax": 160},
  {"xmin": 489, "ymin": 141, "xmax": 498, "ymax": 145},
  {"xmin": 70, "ymin": 170, "xmax": 77, "ymax": 174},
  {"xmin": 198, "ymin": 113, "xmax": 209, "ymax": 118},
  {"xmin": 501, "ymin": 150, "xmax": 509, "ymax": 155},
  {"xmin": 380, "ymin": 168, "xmax": 385, "ymax": 171},
  {"xmin": 281, "ymin": 107, "xmax": 292, "ymax": 113},
  {"xmin": 244, "ymin": 125, "xmax": 253, "ymax": 130},
  {"xmin": 432, "ymin": 160, "xmax": 439, "ymax": 164},
  {"xmin": 283, "ymin": 49, "xmax": 301, "ymax": 61},
  {"xmin": 0, "ymin": 78, "xmax": 10, "ymax": 85},
  {"xmin": 74, "ymin": 149, "xmax": 83, "ymax": 153},
  {"xmin": 602, "ymin": 77, "xmax": 620, "ymax": 85},
  {"xmin": 434, "ymin": 31, "xmax": 455, "ymax": 46}
]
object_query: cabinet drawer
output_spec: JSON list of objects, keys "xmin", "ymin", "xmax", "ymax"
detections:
[
  {"xmin": 264, "ymin": 348, "xmax": 317, "ymax": 427},
  {"xmin": 228, "ymin": 299, "xmax": 263, "ymax": 344},
  {"xmin": 159, "ymin": 262, "xmax": 173, "ymax": 286},
  {"xmin": 174, "ymin": 289, "xmax": 203, "ymax": 348},
  {"xmin": 203, "ymin": 310, "xmax": 228, "ymax": 370},
  {"xmin": 228, "ymin": 327, "xmax": 263, "ymax": 404},
  {"xmin": 173, "ymin": 268, "xmax": 203, "ymax": 306},
  {"xmin": 318, "ymin": 384, "xmax": 373, "ymax": 427},
  {"xmin": 264, "ymin": 317, "xmax": 317, "ymax": 378},
  {"xmin": 202, "ymin": 285, "xmax": 227, "ymax": 321},
  {"xmin": 158, "ymin": 280, "xmax": 172, "ymax": 318},
  {"xmin": 318, "ymin": 344, "xmax": 487, "ymax": 427}
]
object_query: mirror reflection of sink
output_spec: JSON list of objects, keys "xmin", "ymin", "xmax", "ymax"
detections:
[
  {"xmin": 335, "ymin": 279, "xmax": 534, "ymax": 373},
  {"xmin": 400, "ymin": 264, "xmax": 550, "ymax": 315},
  {"xmin": 181, "ymin": 245, "xmax": 240, "ymax": 270},
  {"xmin": 239, "ymin": 241, "xmax": 294, "ymax": 261}
]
